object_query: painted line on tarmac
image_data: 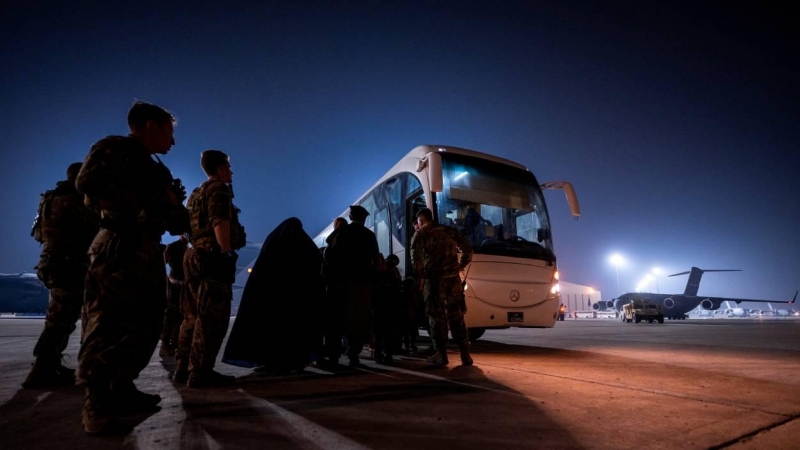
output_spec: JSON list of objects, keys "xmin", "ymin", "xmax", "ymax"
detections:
[
  {"xmin": 34, "ymin": 392, "xmax": 51, "ymax": 406},
  {"xmin": 240, "ymin": 389, "xmax": 372, "ymax": 450},
  {"xmin": 354, "ymin": 360, "xmax": 543, "ymax": 401},
  {"xmin": 306, "ymin": 363, "xmax": 399, "ymax": 379},
  {"xmin": 351, "ymin": 365, "xmax": 401, "ymax": 379}
]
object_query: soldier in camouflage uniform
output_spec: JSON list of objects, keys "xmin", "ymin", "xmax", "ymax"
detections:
[
  {"xmin": 174, "ymin": 149, "xmax": 245, "ymax": 388},
  {"xmin": 410, "ymin": 208, "xmax": 474, "ymax": 366},
  {"xmin": 76, "ymin": 101, "xmax": 189, "ymax": 435},
  {"xmin": 159, "ymin": 234, "xmax": 188, "ymax": 357},
  {"xmin": 23, "ymin": 162, "xmax": 99, "ymax": 388}
]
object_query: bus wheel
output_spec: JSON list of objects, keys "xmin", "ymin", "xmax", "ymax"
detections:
[{"xmin": 468, "ymin": 328, "xmax": 486, "ymax": 342}]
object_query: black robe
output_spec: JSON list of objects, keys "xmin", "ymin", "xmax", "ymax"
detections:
[{"xmin": 222, "ymin": 217, "xmax": 325, "ymax": 371}]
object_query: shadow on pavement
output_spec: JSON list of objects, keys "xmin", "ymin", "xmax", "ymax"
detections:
[
  {"xmin": 167, "ymin": 350, "xmax": 581, "ymax": 450},
  {"xmin": 0, "ymin": 384, "xmax": 158, "ymax": 450}
]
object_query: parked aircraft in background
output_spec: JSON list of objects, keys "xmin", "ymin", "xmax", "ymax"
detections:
[
  {"xmin": 691, "ymin": 308, "xmax": 714, "ymax": 319},
  {"xmin": 231, "ymin": 241, "xmax": 262, "ymax": 316},
  {"xmin": 593, "ymin": 267, "xmax": 797, "ymax": 320},
  {"xmin": 0, "ymin": 273, "xmax": 48, "ymax": 315},
  {"xmin": 727, "ymin": 307, "xmax": 749, "ymax": 318},
  {"xmin": 765, "ymin": 303, "xmax": 795, "ymax": 317}
]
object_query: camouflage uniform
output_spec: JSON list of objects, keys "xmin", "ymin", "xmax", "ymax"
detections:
[
  {"xmin": 176, "ymin": 180, "xmax": 245, "ymax": 375},
  {"xmin": 161, "ymin": 238, "xmax": 188, "ymax": 354},
  {"xmin": 24, "ymin": 178, "xmax": 99, "ymax": 387},
  {"xmin": 75, "ymin": 135, "xmax": 188, "ymax": 417},
  {"xmin": 410, "ymin": 223, "xmax": 473, "ymax": 362}
]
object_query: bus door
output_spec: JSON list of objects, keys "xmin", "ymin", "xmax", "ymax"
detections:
[{"xmin": 405, "ymin": 190, "xmax": 426, "ymax": 276}]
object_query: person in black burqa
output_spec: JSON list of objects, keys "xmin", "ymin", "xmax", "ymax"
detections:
[{"xmin": 221, "ymin": 217, "xmax": 325, "ymax": 373}]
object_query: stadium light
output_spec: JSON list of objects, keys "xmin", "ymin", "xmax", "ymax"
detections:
[
  {"xmin": 609, "ymin": 254, "xmax": 624, "ymax": 293},
  {"xmin": 651, "ymin": 267, "xmax": 661, "ymax": 293}
]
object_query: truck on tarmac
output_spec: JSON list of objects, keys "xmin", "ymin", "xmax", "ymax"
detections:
[{"xmin": 621, "ymin": 299, "xmax": 664, "ymax": 324}]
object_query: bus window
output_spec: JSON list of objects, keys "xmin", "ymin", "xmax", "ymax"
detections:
[
  {"xmin": 374, "ymin": 207, "xmax": 391, "ymax": 259},
  {"xmin": 386, "ymin": 176, "xmax": 405, "ymax": 248},
  {"xmin": 436, "ymin": 152, "xmax": 554, "ymax": 262},
  {"xmin": 358, "ymin": 194, "xmax": 377, "ymax": 230},
  {"xmin": 406, "ymin": 173, "xmax": 421, "ymax": 196}
]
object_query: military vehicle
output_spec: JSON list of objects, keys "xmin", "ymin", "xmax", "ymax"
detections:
[{"xmin": 621, "ymin": 299, "xmax": 664, "ymax": 324}]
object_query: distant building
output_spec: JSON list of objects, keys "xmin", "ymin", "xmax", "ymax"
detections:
[{"xmin": 560, "ymin": 281, "xmax": 600, "ymax": 313}]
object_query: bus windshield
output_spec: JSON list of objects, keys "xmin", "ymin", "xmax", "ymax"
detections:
[{"xmin": 436, "ymin": 153, "xmax": 555, "ymax": 263}]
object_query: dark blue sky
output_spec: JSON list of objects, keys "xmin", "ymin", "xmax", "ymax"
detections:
[{"xmin": 2, "ymin": 1, "xmax": 798, "ymax": 304}]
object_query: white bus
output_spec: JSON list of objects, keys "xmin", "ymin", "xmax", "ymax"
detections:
[{"xmin": 314, "ymin": 144, "xmax": 580, "ymax": 340}]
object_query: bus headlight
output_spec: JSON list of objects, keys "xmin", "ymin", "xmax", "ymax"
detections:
[
  {"xmin": 550, "ymin": 283, "xmax": 560, "ymax": 294},
  {"xmin": 462, "ymin": 278, "xmax": 475, "ymax": 296}
]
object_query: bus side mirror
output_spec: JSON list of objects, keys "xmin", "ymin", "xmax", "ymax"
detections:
[
  {"xmin": 540, "ymin": 181, "xmax": 580, "ymax": 219},
  {"xmin": 537, "ymin": 228, "xmax": 551, "ymax": 242},
  {"xmin": 418, "ymin": 152, "xmax": 443, "ymax": 193}
]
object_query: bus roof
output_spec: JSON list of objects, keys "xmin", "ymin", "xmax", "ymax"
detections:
[{"xmin": 410, "ymin": 145, "xmax": 530, "ymax": 171}]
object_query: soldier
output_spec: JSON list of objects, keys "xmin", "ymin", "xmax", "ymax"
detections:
[
  {"xmin": 410, "ymin": 208, "xmax": 474, "ymax": 366},
  {"xmin": 160, "ymin": 234, "xmax": 188, "ymax": 357},
  {"xmin": 174, "ymin": 149, "xmax": 245, "ymax": 388},
  {"xmin": 323, "ymin": 205, "xmax": 380, "ymax": 367},
  {"xmin": 76, "ymin": 101, "xmax": 189, "ymax": 435},
  {"xmin": 23, "ymin": 162, "xmax": 99, "ymax": 388}
]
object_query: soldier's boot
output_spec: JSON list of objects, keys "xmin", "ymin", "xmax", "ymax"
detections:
[
  {"xmin": 159, "ymin": 340, "xmax": 176, "ymax": 358},
  {"xmin": 110, "ymin": 380, "xmax": 162, "ymax": 415},
  {"xmin": 426, "ymin": 351, "xmax": 449, "ymax": 366},
  {"xmin": 186, "ymin": 369, "xmax": 235, "ymax": 388},
  {"xmin": 459, "ymin": 344, "xmax": 473, "ymax": 367},
  {"xmin": 375, "ymin": 353, "xmax": 394, "ymax": 365},
  {"xmin": 22, "ymin": 356, "xmax": 76, "ymax": 389},
  {"xmin": 83, "ymin": 386, "xmax": 131, "ymax": 436},
  {"xmin": 348, "ymin": 356, "xmax": 366, "ymax": 368},
  {"xmin": 417, "ymin": 346, "xmax": 437, "ymax": 357},
  {"xmin": 172, "ymin": 358, "xmax": 189, "ymax": 384},
  {"xmin": 426, "ymin": 338, "xmax": 449, "ymax": 365}
]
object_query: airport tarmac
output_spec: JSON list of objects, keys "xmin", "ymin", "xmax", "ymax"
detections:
[{"xmin": 1, "ymin": 317, "xmax": 798, "ymax": 450}]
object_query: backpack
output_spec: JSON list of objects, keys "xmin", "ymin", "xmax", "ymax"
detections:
[{"xmin": 30, "ymin": 190, "xmax": 55, "ymax": 244}]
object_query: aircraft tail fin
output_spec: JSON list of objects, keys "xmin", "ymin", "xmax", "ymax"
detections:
[{"xmin": 668, "ymin": 267, "xmax": 742, "ymax": 296}]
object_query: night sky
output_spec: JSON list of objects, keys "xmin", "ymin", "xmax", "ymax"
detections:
[{"xmin": 2, "ymin": 1, "xmax": 798, "ymax": 306}]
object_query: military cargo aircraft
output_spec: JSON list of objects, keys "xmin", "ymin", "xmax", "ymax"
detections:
[{"xmin": 592, "ymin": 267, "xmax": 797, "ymax": 320}]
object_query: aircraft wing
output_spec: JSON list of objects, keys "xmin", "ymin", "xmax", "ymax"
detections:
[{"xmin": 706, "ymin": 291, "xmax": 797, "ymax": 305}]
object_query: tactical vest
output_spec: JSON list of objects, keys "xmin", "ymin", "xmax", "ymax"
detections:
[{"xmin": 187, "ymin": 180, "xmax": 246, "ymax": 251}]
